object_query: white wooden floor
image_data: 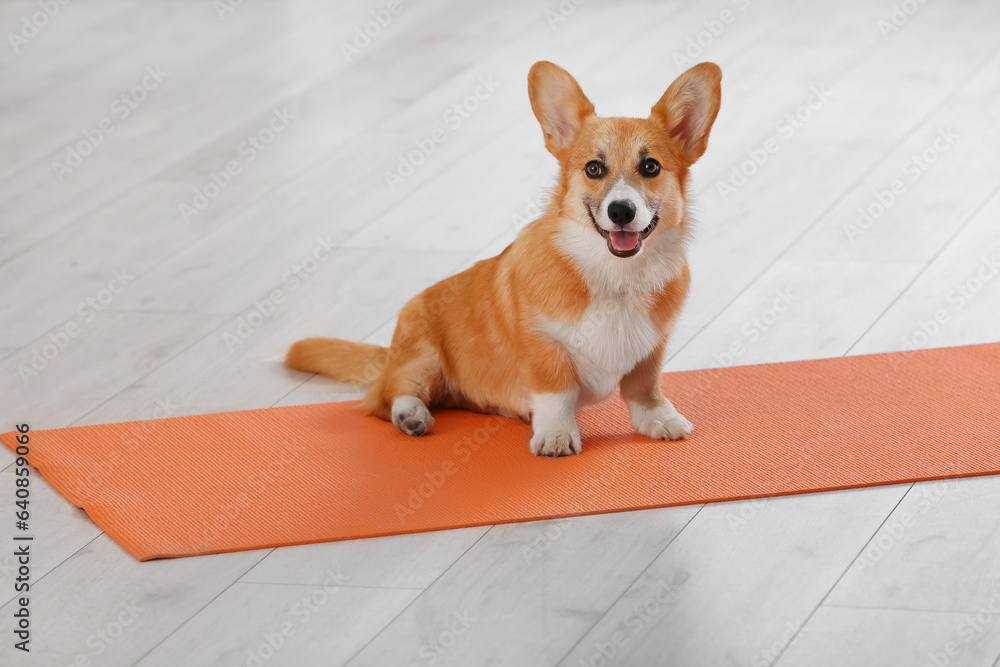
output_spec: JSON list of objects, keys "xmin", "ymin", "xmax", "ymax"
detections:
[{"xmin": 2, "ymin": 0, "xmax": 1000, "ymax": 664}]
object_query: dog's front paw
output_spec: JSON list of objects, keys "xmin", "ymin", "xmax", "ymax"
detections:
[
  {"xmin": 632, "ymin": 404, "xmax": 693, "ymax": 441},
  {"xmin": 392, "ymin": 396, "xmax": 434, "ymax": 436},
  {"xmin": 530, "ymin": 429, "xmax": 582, "ymax": 457}
]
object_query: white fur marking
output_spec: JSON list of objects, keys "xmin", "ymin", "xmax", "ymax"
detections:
[
  {"xmin": 542, "ymin": 298, "xmax": 659, "ymax": 404},
  {"xmin": 629, "ymin": 401, "xmax": 693, "ymax": 440},
  {"xmin": 556, "ymin": 206, "xmax": 688, "ymax": 298},
  {"xmin": 597, "ymin": 179, "xmax": 655, "ymax": 232},
  {"xmin": 529, "ymin": 391, "xmax": 581, "ymax": 456}
]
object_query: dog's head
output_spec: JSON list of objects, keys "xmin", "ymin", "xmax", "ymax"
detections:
[{"xmin": 528, "ymin": 61, "xmax": 721, "ymax": 259}]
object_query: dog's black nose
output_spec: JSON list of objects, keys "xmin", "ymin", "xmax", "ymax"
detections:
[{"xmin": 607, "ymin": 200, "xmax": 636, "ymax": 226}]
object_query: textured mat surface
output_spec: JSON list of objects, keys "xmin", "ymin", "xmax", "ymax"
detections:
[{"xmin": 3, "ymin": 343, "xmax": 999, "ymax": 561}]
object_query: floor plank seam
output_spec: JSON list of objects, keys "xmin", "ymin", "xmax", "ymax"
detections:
[
  {"xmin": 769, "ymin": 485, "xmax": 914, "ymax": 666},
  {"xmin": 823, "ymin": 602, "xmax": 1000, "ymax": 616},
  {"xmin": 666, "ymin": 40, "xmax": 1000, "ymax": 366},
  {"xmin": 0, "ymin": 106, "xmax": 520, "ymax": 373},
  {"xmin": 128, "ymin": 548, "xmax": 277, "ymax": 667},
  {"xmin": 551, "ymin": 504, "xmax": 707, "ymax": 666},
  {"xmin": 4, "ymin": 2, "xmax": 998, "ymax": 663},
  {"xmin": 340, "ymin": 526, "xmax": 494, "ymax": 666},
  {"xmin": 0, "ymin": 531, "xmax": 105, "ymax": 609},
  {"xmin": 843, "ymin": 179, "xmax": 1000, "ymax": 356},
  {"xmin": 236, "ymin": 581, "xmax": 427, "ymax": 592},
  {"xmin": 0, "ymin": 0, "xmax": 509, "ymax": 277}
]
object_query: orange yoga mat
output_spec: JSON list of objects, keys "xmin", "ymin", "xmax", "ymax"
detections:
[{"xmin": 3, "ymin": 342, "xmax": 1000, "ymax": 561}]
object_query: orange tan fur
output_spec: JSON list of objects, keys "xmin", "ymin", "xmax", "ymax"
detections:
[{"xmin": 286, "ymin": 61, "xmax": 722, "ymax": 456}]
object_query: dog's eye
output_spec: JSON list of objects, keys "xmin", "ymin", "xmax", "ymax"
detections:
[
  {"xmin": 642, "ymin": 158, "xmax": 661, "ymax": 177},
  {"xmin": 584, "ymin": 161, "xmax": 605, "ymax": 179}
]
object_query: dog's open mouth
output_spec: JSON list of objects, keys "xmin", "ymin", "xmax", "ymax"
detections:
[{"xmin": 588, "ymin": 210, "xmax": 659, "ymax": 258}]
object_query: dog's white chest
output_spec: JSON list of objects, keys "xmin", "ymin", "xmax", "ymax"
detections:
[{"xmin": 542, "ymin": 298, "xmax": 660, "ymax": 403}]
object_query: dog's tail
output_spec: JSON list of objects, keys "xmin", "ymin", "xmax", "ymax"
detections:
[{"xmin": 284, "ymin": 337, "xmax": 388, "ymax": 385}]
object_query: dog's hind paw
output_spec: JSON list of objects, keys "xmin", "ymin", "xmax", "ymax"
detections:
[{"xmin": 392, "ymin": 396, "xmax": 434, "ymax": 436}]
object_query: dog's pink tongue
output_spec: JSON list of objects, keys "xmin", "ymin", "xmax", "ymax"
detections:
[{"xmin": 610, "ymin": 230, "xmax": 639, "ymax": 252}]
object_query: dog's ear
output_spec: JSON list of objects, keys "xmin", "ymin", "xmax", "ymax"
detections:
[
  {"xmin": 528, "ymin": 61, "xmax": 595, "ymax": 158},
  {"xmin": 651, "ymin": 63, "xmax": 722, "ymax": 165}
]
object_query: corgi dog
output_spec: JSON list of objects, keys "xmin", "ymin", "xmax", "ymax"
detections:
[{"xmin": 286, "ymin": 61, "xmax": 721, "ymax": 456}]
